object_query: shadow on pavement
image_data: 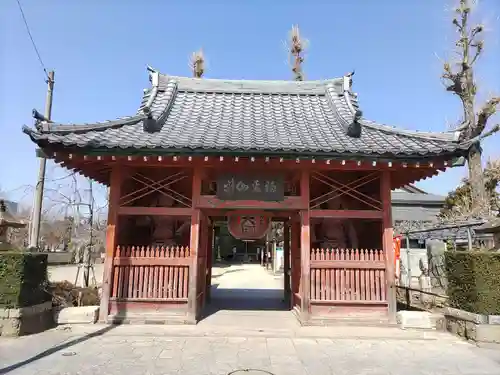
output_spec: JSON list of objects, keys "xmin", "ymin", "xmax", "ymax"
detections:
[
  {"xmin": 211, "ymin": 268, "xmax": 246, "ymax": 279},
  {"xmin": 200, "ymin": 285, "xmax": 289, "ymax": 321},
  {"xmin": 0, "ymin": 324, "xmax": 118, "ymax": 375}
]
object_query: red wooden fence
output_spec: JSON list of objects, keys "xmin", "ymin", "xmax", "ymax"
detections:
[
  {"xmin": 310, "ymin": 248, "xmax": 386, "ymax": 304},
  {"xmin": 111, "ymin": 245, "xmax": 191, "ymax": 301}
]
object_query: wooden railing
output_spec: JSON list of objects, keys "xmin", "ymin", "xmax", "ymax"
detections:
[
  {"xmin": 310, "ymin": 248, "xmax": 387, "ymax": 304},
  {"xmin": 111, "ymin": 245, "xmax": 191, "ymax": 301}
]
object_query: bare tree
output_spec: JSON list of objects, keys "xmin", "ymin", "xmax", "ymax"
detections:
[
  {"xmin": 42, "ymin": 167, "xmax": 108, "ymax": 262},
  {"xmin": 394, "ymin": 220, "xmax": 430, "ymax": 236},
  {"xmin": 1, "ymin": 166, "xmax": 107, "ymax": 256},
  {"xmin": 7, "ymin": 206, "xmax": 31, "ymax": 249},
  {"xmin": 439, "ymin": 156, "xmax": 500, "ymax": 221},
  {"xmin": 442, "ymin": 0, "xmax": 499, "ymax": 215},
  {"xmin": 189, "ymin": 49, "xmax": 205, "ymax": 78},
  {"xmin": 286, "ymin": 25, "xmax": 308, "ymax": 81}
]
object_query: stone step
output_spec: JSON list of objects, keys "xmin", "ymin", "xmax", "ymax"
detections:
[
  {"xmin": 107, "ymin": 311, "xmax": 194, "ymax": 325},
  {"xmin": 55, "ymin": 306, "xmax": 99, "ymax": 324}
]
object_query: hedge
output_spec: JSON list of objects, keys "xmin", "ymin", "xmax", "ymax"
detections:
[
  {"xmin": 0, "ymin": 251, "xmax": 51, "ymax": 308},
  {"xmin": 445, "ymin": 251, "xmax": 500, "ymax": 315}
]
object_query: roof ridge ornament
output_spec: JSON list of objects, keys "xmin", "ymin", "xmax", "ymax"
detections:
[
  {"xmin": 347, "ymin": 109, "xmax": 363, "ymax": 138},
  {"xmin": 32, "ymin": 108, "xmax": 52, "ymax": 132},
  {"xmin": 343, "ymin": 70, "xmax": 355, "ymax": 91},
  {"xmin": 339, "ymin": 70, "xmax": 362, "ymax": 138},
  {"xmin": 142, "ymin": 68, "xmax": 161, "ymax": 133}
]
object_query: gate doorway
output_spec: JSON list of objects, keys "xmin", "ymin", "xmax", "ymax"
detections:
[{"xmin": 198, "ymin": 214, "xmax": 295, "ymax": 321}]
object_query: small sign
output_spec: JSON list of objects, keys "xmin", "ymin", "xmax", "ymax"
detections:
[{"xmin": 216, "ymin": 174, "xmax": 284, "ymax": 201}]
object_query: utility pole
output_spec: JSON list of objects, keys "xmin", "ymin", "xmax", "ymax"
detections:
[
  {"xmin": 29, "ymin": 71, "xmax": 55, "ymax": 250},
  {"xmin": 84, "ymin": 178, "xmax": 94, "ymax": 287}
]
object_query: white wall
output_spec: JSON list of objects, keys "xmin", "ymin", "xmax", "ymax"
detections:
[{"xmin": 48, "ymin": 263, "xmax": 104, "ymax": 287}]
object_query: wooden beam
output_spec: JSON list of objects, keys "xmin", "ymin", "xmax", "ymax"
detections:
[
  {"xmin": 99, "ymin": 164, "xmax": 123, "ymax": 323},
  {"xmin": 310, "ymin": 299, "xmax": 387, "ymax": 305},
  {"xmin": 202, "ymin": 209, "xmax": 293, "ymax": 218},
  {"xmin": 381, "ymin": 170, "xmax": 396, "ymax": 323},
  {"xmin": 300, "ymin": 170, "xmax": 310, "ymax": 208},
  {"xmin": 103, "ymin": 155, "xmax": 449, "ymax": 171},
  {"xmin": 117, "ymin": 206, "xmax": 193, "ymax": 216},
  {"xmin": 309, "ymin": 209, "xmax": 383, "ymax": 219},
  {"xmin": 110, "ymin": 297, "xmax": 188, "ymax": 303},
  {"xmin": 310, "ymin": 260, "xmax": 385, "ymax": 269},
  {"xmin": 310, "ymin": 171, "xmax": 381, "ymax": 210},
  {"xmin": 47, "ymin": 149, "xmax": 456, "ymax": 167},
  {"xmin": 113, "ymin": 257, "xmax": 191, "ymax": 266},
  {"xmin": 195, "ymin": 195, "xmax": 305, "ymax": 210}
]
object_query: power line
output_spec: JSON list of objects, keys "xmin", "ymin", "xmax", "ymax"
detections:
[{"xmin": 16, "ymin": 0, "xmax": 49, "ymax": 81}]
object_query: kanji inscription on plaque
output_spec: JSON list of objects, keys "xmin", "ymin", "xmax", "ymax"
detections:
[{"xmin": 216, "ymin": 174, "xmax": 284, "ymax": 201}]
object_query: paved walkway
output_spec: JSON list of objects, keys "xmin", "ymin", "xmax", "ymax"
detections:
[
  {"xmin": 1, "ymin": 324, "xmax": 500, "ymax": 375},
  {"xmin": 2, "ymin": 264, "xmax": 500, "ymax": 374},
  {"xmin": 210, "ymin": 263, "xmax": 283, "ymax": 291},
  {"xmin": 202, "ymin": 263, "xmax": 292, "ymax": 329}
]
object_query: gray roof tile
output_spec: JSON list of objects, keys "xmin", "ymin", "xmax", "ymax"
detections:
[{"xmin": 23, "ymin": 69, "xmax": 471, "ymax": 159}]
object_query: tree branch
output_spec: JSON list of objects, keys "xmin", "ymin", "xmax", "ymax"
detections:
[
  {"xmin": 469, "ymin": 40, "xmax": 483, "ymax": 66},
  {"xmin": 466, "ymin": 123, "xmax": 500, "ymax": 144},
  {"xmin": 476, "ymin": 97, "xmax": 500, "ymax": 134}
]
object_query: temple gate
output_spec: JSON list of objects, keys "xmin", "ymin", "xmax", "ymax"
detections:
[{"xmin": 22, "ymin": 67, "xmax": 471, "ymax": 325}]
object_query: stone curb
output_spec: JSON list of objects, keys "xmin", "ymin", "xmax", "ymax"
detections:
[
  {"xmin": 0, "ymin": 301, "xmax": 52, "ymax": 319},
  {"xmin": 444, "ymin": 307, "xmax": 500, "ymax": 325}
]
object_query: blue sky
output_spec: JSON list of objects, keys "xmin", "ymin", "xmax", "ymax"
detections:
[{"xmin": 1, "ymin": 0, "xmax": 499, "ymax": 204}]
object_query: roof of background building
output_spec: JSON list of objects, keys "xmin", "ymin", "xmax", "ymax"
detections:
[{"xmin": 391, "ymin": 191, "xmax": 445, "ymax": 205}]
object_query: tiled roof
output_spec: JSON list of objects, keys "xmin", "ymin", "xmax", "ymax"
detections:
[
  {"xmin": 402, "ymin": 220, "xmax": 489, "ymax": 241},
  {"xmin": 475, "ymin": 218, "xmax": 500, "ymax": 233},
  {"xmin": 391, "ymin": 191, "xmax": 445, "ymax": 205},
  {"xmin": 22, "ymin": 67, "xmax": 472, "ymax": 159}
]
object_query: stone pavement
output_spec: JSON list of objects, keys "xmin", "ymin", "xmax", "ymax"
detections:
[
  {"xmin": 207, "ymin": 263, "xmax": 287, "ymax": 315},
  {"xmin": 1, "ymin": 323, "xmax": 500, "ymax": 375},
  {"xmin": 1, "ymin": 264, "xmax": 500, "ymax": 374}
]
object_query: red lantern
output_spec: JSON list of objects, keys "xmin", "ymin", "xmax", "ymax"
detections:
[
  {"xmin": 228, "ymin": 215, "xmax": 271, "ymax": 240},
  {"xmin": 393, "ymin": 235, "xmax": 402, "ymax": 280}
]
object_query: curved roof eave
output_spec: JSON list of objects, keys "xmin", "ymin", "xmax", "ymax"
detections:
[{"xmin": 21, "ymin": 66, "xmax": 472, "ymax": 157}]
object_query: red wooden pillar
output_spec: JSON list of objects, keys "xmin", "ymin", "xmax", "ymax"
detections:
[
  {"xmin": 283, "ymin": 220, "xmax": 291, "ymax": 305},
  {"xmin": 300, "ymin": 171, "xmax": 311, "ymax": 320},
  {"xmin": 381, "ymin": 170, "xmax": 396, "ymax": 323},
  {"xmin": 205, "ymin": 222, "xmax": 213, "ymax": 302},
  {"xmin": 99, "ymin": 164, "xmax": 123, "ymax": 322},
  {"xmin": 291, "ymin": 218, "xmax": 300, "ymax": 308},
  {"xmin": 199, "ymin": 214, "xmax": 208, "ymax": 310},
  {"xmin": 188, "ymin": 167, "xmax": 202, "ymax": 322}
]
